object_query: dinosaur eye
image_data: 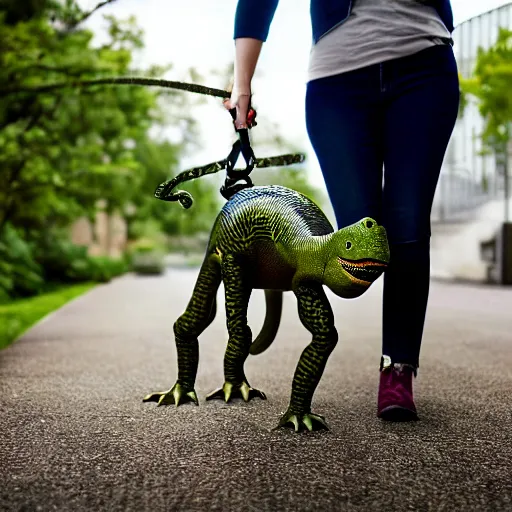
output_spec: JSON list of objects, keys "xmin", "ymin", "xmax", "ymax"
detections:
[
  {"xmin": 366, "ymin": 220, "xmax": 373, "ymax": 228},
  {"xmin": 346, "ymin": 241, "xmax": 352, "ymax": 250}
]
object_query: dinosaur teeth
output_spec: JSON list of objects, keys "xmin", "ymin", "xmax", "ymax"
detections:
[{"xmin": 338, "ymin": 258, "xmax": 387, "ymax": 283}]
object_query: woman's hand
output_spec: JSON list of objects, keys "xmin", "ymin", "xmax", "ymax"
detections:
[{"xmin": 223, "ymin": 86, "xmax": 252, "ymax": 130}]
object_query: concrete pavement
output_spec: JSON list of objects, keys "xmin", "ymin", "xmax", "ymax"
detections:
[{"xmin": 1, "ymin": 269, "xmax": 512, "ymax": 511}]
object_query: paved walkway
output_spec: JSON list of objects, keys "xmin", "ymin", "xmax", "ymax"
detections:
[{"xmin": 1, "ymin": 269, "xmax": 512, "ymax": 511}]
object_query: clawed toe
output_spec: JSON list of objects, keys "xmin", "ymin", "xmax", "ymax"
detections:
[
  {"xmin": 143, "ymin": 382, "xmax": 198, "ymax": 407},
  {"xmin": 276, "ymin": 410, "xmax": 329, "ymax": 432},
  {"xmin": 206, "ymin": 381, "xmax": 267, "ymax": 403}
]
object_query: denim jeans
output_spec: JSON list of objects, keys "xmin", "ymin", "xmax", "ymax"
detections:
[{"xmin": 305, "ymin": 44, "xmax": 460, "ymax": 366}]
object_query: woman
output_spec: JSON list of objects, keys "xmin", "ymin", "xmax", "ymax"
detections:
[{"xmin": 225, "ymin": 0, "xmax": 460, "ymax": 421}]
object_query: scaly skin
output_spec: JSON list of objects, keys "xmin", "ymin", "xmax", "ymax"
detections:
[{"xmin": 144, "ymin": 185, "xmax": 390, "ymax": 432}]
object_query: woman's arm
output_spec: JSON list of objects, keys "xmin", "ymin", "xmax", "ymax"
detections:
[
  {"xmin": 225, "ymin": 38, "xmax": 262, "ymax": 129},
  {"xmin": 225, "ymin": 0, "xmax": 279, "ymax": 128},
  {"xmin": 233, "ymin": 38, "xmax": 263, "ymax": 96}
]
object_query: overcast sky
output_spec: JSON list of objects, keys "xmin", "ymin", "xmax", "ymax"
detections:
[{"xmin": 79, "ymin": 0, "xmax": 512, "ymax": 187}]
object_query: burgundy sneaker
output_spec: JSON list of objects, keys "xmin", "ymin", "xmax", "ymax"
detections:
[{"xmin": 377, "ymin": 355, "xmax": 419, "ymax": 421}]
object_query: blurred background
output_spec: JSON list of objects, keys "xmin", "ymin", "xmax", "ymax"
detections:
[{"xmin": 1, "ymin": 0, "xmax": 511, "ymax": 348}]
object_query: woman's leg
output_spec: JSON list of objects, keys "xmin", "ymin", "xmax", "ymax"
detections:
[
  {"xmin": 378, "ymin": 44, "xmax": 460, "ymax": 420},
  {"xmin": 305, "ymin": 65, "xmax": 384, "ymax": 231},
  {"xmin": 381, "ymin": 44, "xmax": 460, "ymax": 367}
]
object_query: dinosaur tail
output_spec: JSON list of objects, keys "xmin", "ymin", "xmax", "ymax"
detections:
[{"xmin": 249, "ymin": 290, "xmax": 283, "ymax": 355}]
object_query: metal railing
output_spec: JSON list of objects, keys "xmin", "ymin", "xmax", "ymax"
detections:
[{"xmin": 432, "ymin": 165, "xmax": 502, "ymax": 222}]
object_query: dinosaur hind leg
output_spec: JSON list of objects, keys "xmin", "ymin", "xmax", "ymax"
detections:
[
  {"xmin": 143, "ymin": 254, "xmax": 221, "ymax": 407},
  {"xmin": 174, "ymin": 254, "xmax": 222, "ymax": 385},
  {"xmin": 206, "ymin": 254, "xmax": 266, "ymax": 404}
]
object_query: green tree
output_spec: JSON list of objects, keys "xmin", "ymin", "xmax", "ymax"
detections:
[
  {"xmin": 0, "ymin": 0, "xmax": 219, "ymax": 297},
  {"xmin": 1, "ymin": 4, "xmax": 177, "ymax": 233},
  {"xmin": 460, "ymin": 28, "xmax": 512, "ymax": 150},
  {"xmin": 459, "ymin": 27, "xmax": 512, "ymax": 214}
]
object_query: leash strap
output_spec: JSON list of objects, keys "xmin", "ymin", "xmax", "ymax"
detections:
[{"xmin": 154, "ymin": 153, "xmax": 305, "ymax": 208}]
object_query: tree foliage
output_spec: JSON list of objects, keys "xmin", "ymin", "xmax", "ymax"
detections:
[
  {"xmin": 0, "ymin": 0, "xmax": 207, "ymax": 234},
  {"xmin": 0, "ymin": 0, "xmax": 221, "ymax": 299},
  {"xmin": 0, "ymin": 0, "xmax": 323, "ymax": 300},
  {"xmin": 459, "ymin": 28, "xmax": 512, "ymax": 152}
]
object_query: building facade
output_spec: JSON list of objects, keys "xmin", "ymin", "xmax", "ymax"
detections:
[{"xmin": 433, "ymin": 2, "xmax": 512, "ymax": 221}]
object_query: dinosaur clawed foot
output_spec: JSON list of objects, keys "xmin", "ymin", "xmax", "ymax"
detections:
[
  {"xmin": 276, "ymin": 409, "xmax": 329, "ymax": 433},
  {"xmin": 143, "ymin": 382, "xmax": 198, "ymax": 407},
  {"xmin": 205, "ymin": 381, "xmax": 267, "ymax": 403}
]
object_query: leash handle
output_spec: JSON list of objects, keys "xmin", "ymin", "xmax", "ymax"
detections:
[{"xmin": 227, "ymin": 104, "xmax": 257, "ymax": 130}]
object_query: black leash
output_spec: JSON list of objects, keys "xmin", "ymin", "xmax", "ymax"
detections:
[
  {"xmin": 0, "ymin": 77, "xmax": 233, "ymax": 99},
  {"xmin": 0, "ymin": 72, "xmax": 306, "ymax": 201},
  {"xmin": 23, "ymin": 75, "xmax": 307, "ymax": 205},
  {"xmin": 18, "ymin": 75, "xmax": 306, "ymax": 206}
]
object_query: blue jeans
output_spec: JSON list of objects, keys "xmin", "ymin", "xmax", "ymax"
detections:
[{"xmin": 306, "ymin": 44, "xmax": 460, "ymax": 367}]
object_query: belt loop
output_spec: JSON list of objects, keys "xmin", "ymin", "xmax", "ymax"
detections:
[{"xmin": 379, "ymin": 63, "xmax": 385, "ymax": 93}]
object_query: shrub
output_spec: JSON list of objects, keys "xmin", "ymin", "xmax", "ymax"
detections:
[
  {"xmin": 87, "ymin": 256, "xmax": 129, "ymax": 282},
  {"xmin": 131, "ymin": 252, "xmax": 166, "ymax": 275},
  {"xmin": 0, "ymin": 223, "xmax": 130, "ymax": 303},
  {"xmin": 0, "ymin": 224, "xmax": 44, "ymax": 302},
  {"xmin": 36, "ymin": 233, "xmax": 129, "ymax": 284},
  {"xmin": 128, "ymin": 238, "xmax": 166, "ymax": 275}
]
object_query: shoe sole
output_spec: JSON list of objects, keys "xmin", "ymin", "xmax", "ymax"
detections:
[{"xmin": 378, "ymin": 405, "xmax": 419, "ymax": 422}]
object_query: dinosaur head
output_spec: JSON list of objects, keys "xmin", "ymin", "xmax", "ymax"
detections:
[{"xmin": 323, "ymin": 217, "xmax": 390, "ymax": 299}]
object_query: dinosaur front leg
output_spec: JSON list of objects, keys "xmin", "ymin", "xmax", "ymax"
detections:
[
  {"xmin": 143, "ymin": 255, "xmax": 221, "ymax": 407},
  {"xmin": 206, "ymin": 254, "xmax": 266, "ymax": 404},
  {"xmin": 278, "ymin": 282, "xmax": 338, "ymax": 432}
]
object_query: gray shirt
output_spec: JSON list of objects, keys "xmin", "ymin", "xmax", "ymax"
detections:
[{"xmin": 308, "ymin": 0, "xmax": 451, "ymax": 82}]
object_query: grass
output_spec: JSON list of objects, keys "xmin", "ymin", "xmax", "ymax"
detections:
[{"xmin": 0, "ymin": 283, "xmax": 96, "ymax": 351}]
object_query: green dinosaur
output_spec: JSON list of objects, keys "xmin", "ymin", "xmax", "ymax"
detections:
[
  {"xmin": 144, "ymin": 184, "xmax": 390, "ymax": 432},
  {"xmin": 0, "ymin": 70, "xmax": 389, "ymax": 432}
]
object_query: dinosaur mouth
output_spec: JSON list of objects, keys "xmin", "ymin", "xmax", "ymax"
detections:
[{"xmin": 338, "ymin": 258, "xmax": 388, "ymax": 284}]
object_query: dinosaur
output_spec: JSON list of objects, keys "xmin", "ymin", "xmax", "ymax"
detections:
[
  {"xmin": 2, "ymin": 40, "xmax": 392, "ymax": 431},
  {"xmin": 39, "ymin": 75, "xmax": 389, "ymax": 431},
  {"xmin": 143, "ymin": 184, "xmax": 390, "ymax": 432}
]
